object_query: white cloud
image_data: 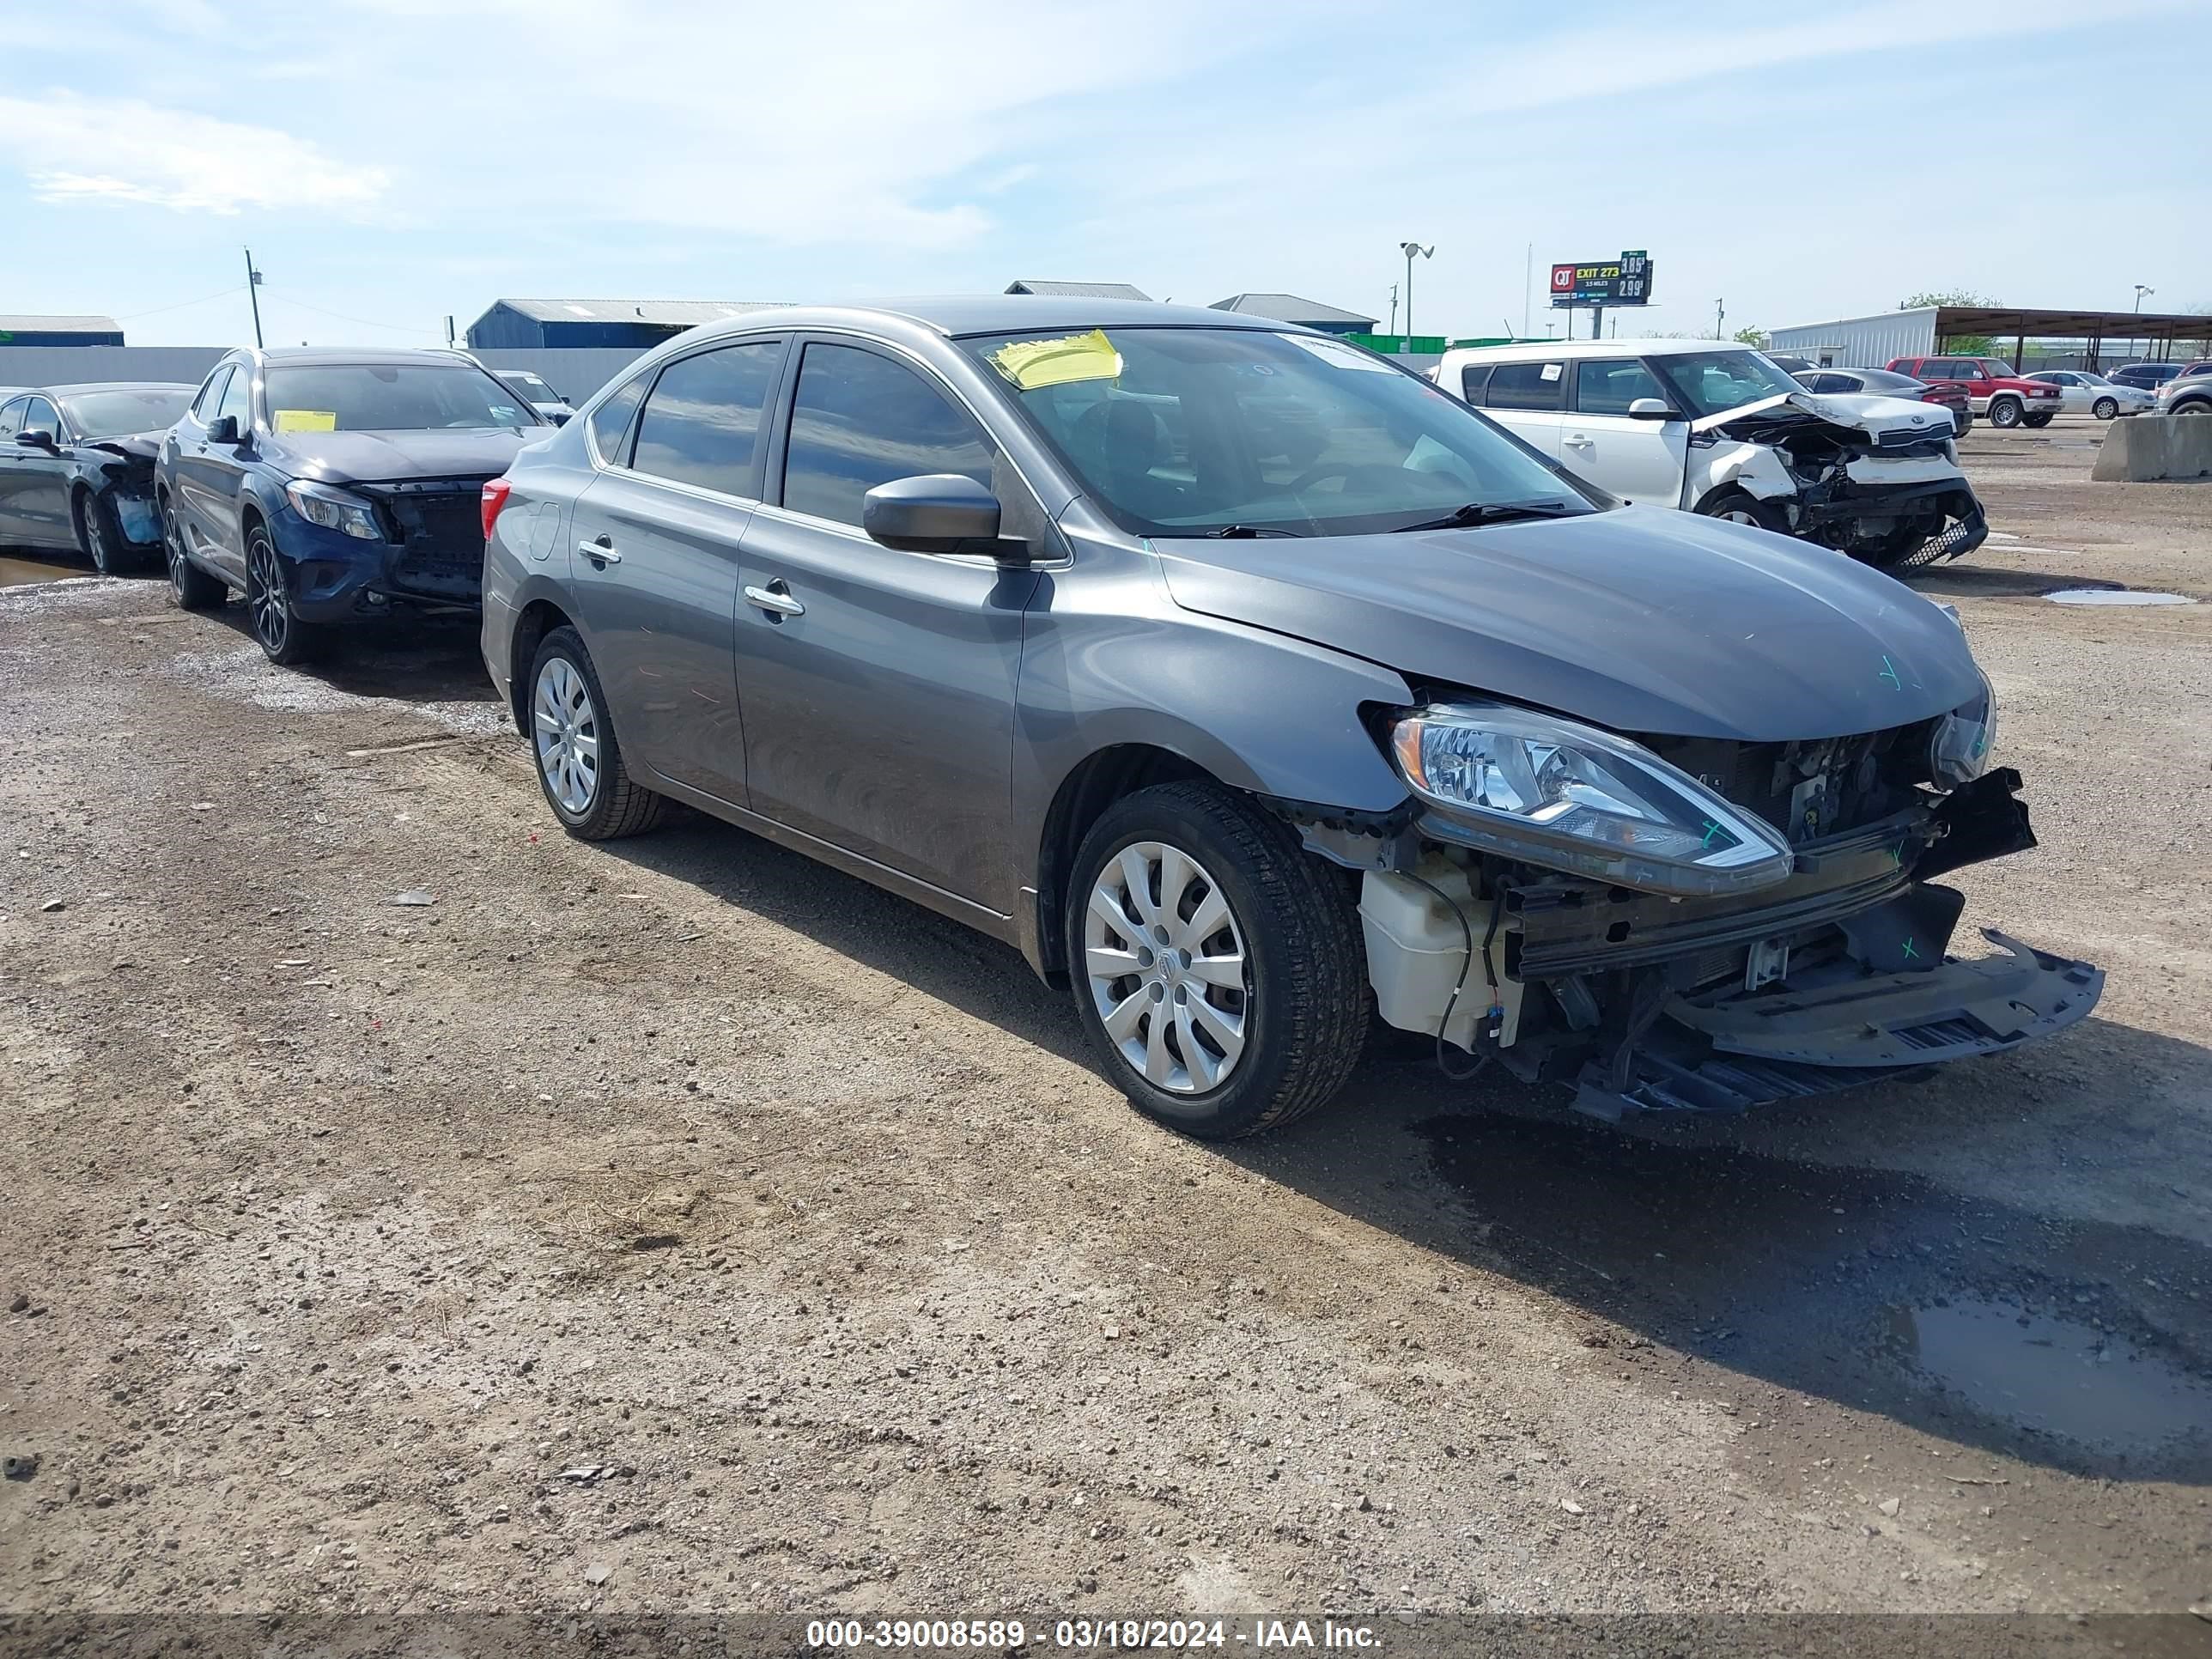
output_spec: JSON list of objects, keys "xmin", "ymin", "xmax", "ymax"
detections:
[{"xmin": 0, "ymin": 92, "xmax": 387, "ymax": 215}]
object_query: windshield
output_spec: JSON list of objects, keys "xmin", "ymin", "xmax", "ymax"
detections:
[
  {"xmin": 57, "ymin": 387, "xmax": 193, "ymax": 439},
  {"xmin": 960, "ymin": 326, "xmax": 1599, "ymax": 538},
  {"xmin": 1648, "ymin": 350, "xmax": 1802, "ymax": 418},
  {"xmin": 259, "ymin": 364, "xmax": 541, "ymax": 433},
  {"xmin": 507, "ymin": 371, "xmax": 559, "ymax": 401}
]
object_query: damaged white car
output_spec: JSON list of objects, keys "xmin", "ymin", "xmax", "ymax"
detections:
[{"xmin": 1437, "ymin": 339, "xmax": 1987, "ymax": 570}]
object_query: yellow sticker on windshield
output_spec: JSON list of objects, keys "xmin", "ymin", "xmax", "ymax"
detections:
[
  {"xmin": 988, "ymin": 330, "xmax": 1122, "ymax": 392},
  {"xmin": 273, "ymin": 409, "xmax": 337, "ymax": 433}
]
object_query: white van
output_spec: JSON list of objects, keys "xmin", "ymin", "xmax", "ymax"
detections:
[{"xmin": 1433, "ymin": 339, "xmax": 1986, "ymax": 568}]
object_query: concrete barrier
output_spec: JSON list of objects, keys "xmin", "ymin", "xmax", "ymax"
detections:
[{"xmin": 2092, "ymin": 414, "xmax": 2212, "ymax": 482}]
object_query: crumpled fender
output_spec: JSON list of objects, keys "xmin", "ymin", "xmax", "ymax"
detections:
[{"xmin": 1691, "ymin": 441, "xmax": 1799, "ymax": 503}]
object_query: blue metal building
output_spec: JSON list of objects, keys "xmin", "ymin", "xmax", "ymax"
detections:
[
  {"xmin": 465, "ymin": 299, "xmax": 787, "ymax": 350},
  {"xmin": 0, "ymin": 313, "xmax": 126, "ymax": 348}
]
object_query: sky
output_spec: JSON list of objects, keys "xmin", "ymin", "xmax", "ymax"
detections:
[{"xmin": 3, "ymin": 0, "xmax": 2207, "ymax": 349}]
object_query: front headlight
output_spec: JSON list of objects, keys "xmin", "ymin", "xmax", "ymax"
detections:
[
  {"xmin": 284, "ymin": 479, "xmax": 383, "ymax": 541},
  {"xmin": 1929, "ymin": 668, "xmax": 1996, "ymax": 787},
  {"xmin": 1388, "ymin": 702, "xmax": 1796, "ymax": 896}
]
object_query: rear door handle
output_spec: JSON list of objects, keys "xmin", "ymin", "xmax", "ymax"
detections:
[
  {"xmin": 579, "ymin": 537, "xmax": 621, "ymax": 565},
  {"xmin": 744, "ymin": 581, "xmax": 805, "ymax": 618}
]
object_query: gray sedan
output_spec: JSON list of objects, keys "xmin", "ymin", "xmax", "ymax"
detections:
[{"xmin": 478, "ymin": 298, "xmax": 2099, "ymax": 1138}]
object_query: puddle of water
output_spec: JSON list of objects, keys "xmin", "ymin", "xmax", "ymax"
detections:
[
  {"xmin": 2045, "ymin": 587, "xmax": 2195, "ymax": 606},
  {"xmin": 0, "ymin": 553, "xmax": 90, "ymax": 589},
  {"xmin": 1883, "ymin": 1297, "xmax": 2212, "ymax": 1455}
]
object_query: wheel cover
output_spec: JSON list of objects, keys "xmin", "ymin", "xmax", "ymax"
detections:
[
  {"xmin": 1083, "ymin": 839, "xmax": 1249, "ymax": 1095},
  {"xmin": 533, "ymin": 656, "xmax": 600, "ymax": 814},
  {"xmin": 248, "ymin": 538, "xmax": 288, "ymax": 652},
  {"xmin": 1717, "ymin": 507, "xmax": 1762, "ymax": 526}
]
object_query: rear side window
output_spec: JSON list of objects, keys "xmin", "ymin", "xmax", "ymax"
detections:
[
  {"xmin": 1458, "ymin": 364, "xmax": 1492, "ymax": 404},
  {"xmin": 0, "ymin": 398, "xmax": 22, "ymax": 441},
  {"xmin": 629, "ymin": 341, "xmax": 785, "ymax": 496},
  {"xmin": 587, "ymin": 373, "xmax": 647, "ymax": 465},
  {"xmin": 1805, "ymin": 373, "xmax": 1850, "ymax": 394},
  {"xmin": 1572, "ymin": 358, "xmax": 1664, "ymax": 415},
  {"xmin": 1484, "ymin": 362, "xmax": 1565, "ymax": 411},
  {"xmin": 781, "ymin": 343, "xmax": 994, "ymax": 529},
  {"xmin": 191, "ymin": 368, "xmax": 233, "ymax": 420}
]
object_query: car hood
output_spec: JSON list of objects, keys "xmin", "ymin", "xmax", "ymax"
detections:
[
  {"xmin": 79, "ymin": 428, "xmax": 166, "ymax": 461},
  {"xmin": 1152, "ymin": 506, "xmax": 1984, "ymax": 742},
  {"xmin": 1694, "ymin": 389, "xmax": 1952, "ymax": 441},
  {"xmin": 276, "ymin": 427, "xmax": 535, "ymax": 484}
]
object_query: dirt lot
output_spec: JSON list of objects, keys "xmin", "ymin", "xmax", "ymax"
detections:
[{"xmin": 1, "ymin": 416, "xmax": 2208, "ymax": 1632}]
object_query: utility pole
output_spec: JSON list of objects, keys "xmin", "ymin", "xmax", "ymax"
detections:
[
  {"xmin": 1714, "ymin": 297, "xmax": 1724, "ymax": 340},
  {"xmin": 243, "ymin": 247, "xmax": 264, "ymax": 348},
  {"xmin": 1399, "ymin": 241, "xmax": 1433, "ymax": 345},
  {"xmin": 1522, "ymin": 242, "xmax": 1533, "ymax": 337}
]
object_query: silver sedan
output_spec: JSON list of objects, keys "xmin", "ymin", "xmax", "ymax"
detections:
[{"xmin": 2021, "ymin": 371, "xmax": 2154, "ymax": 418}]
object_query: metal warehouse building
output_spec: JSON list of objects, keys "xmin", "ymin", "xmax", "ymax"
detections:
[
  {"xmin": 0, "ymin": 313, "xmax": 125, "ymax": 348},
  {"xmin": 1003, "ymin": 280, "xmax": 1151, "ymax": 301},
  {"xmin": 465, "ymin": 299, "xmax": 787, "ymax": 350},
  {"xmin": 1209, "ymin": 293, "xmax": 1377, "ymax": 337},
  {"xmin": 1771, "ymin": 304, "xmax": 2212, "ymax": 370}
]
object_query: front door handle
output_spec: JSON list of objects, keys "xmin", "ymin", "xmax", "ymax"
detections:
[
  {"xmin": 1563, "ymin": 434, "xmax": 1594, "ymax": 449},
  {"xmin": 744, "ymin": 581, "xmax": 805, "ymax": 619},
  {"xmin": 579, "ymin": 537, "xmax": 621, "ymax": 566}
]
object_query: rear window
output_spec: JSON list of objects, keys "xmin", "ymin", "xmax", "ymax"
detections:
[
  {"xmin": 258, "ymin": 364, "xmax": 540, "ymax": 434},
  {"xmin": 1483, "ymin": 361, "xmax": 1565, "ymax": 410}
]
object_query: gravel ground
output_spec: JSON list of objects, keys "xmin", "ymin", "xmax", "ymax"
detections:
[{"xmin": 0, "ymin": 420, "xmax": 2207, "ymax": 1630}]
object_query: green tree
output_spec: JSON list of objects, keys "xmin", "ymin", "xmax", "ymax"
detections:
[
  {"xmin": 1730, "ymin": 325, "xmax": 1768, "ymax": 347},
  {"xmin": 1900, "ymin": 289, "xmax": 1998, "ymax": 355}
]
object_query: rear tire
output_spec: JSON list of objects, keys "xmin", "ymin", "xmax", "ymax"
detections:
[
  {"xmin": 2023, "ymin": 412, "xmax": 2053, "ymax": 428},
  {"xmin": 1988, "ymin": 397, "xmax": 2023, "ymax": 428},
  {"xmin": 245, "ymin": 522, "xmax": 325, "ymax": 667},
  {"xmin": 162, "ymin": 494, "xmax": 226, "ymax": 611},
  {"xmin": 1065, "ymin": 781, "xmax": 1367, "ymax": 1140},
  {"xmin": 528, "ymin": 626, "xmax": 667, "ymax": 840}
]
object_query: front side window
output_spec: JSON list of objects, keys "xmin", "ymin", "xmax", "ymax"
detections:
[
  {"xmin": 962, "ymin": 326, "xmax": 1596, "ymax": 538},
  {"xmin": 782, "ymin": 343, "xmax": 994, "ymax": 528},
  {"xmin": 191, "ymin": 367, "xmax": 233, "ymax": 420},
  {"xmin": 216, "ymin": 368, "xmax": 255, "ymax": 433},
  {"xmin": 22, "ymin": 398, "xmax": 62, "ymax": 440},
  {"xmin": 1572, "ymin": 358, "xmax": 1665, "ymax": 415},
  {"xmin": 58, "ymin": 387, "xmax": 194, "ymax": 440},
  {"xmin": 1648, "ymin": 350, "xmax": 1800, "ymax": 418},
  {"xmin": 258, "ymin": 363, "xmax": 539, "ymax": 434},
  {"xmin": 1973, "ymin": 360, "xmax": 2016, "ymax": 379},
  {"xmin": 1485, "ymin": 362, "xmax": 1565, "ymax": 411},
  {"xmin": 629, "ymin": 341, "xmax": 785, "ymax": 497}
]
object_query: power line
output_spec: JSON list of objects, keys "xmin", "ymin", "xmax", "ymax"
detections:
[
  {"xmin": 260, "ymin": 291, "xmax": 428, "ymax": 337},
  {"xmin": 114, "ymin": 283, "xmax": 249, "ymax": 321}
]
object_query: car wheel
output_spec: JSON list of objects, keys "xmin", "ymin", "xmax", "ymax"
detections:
[
  {"xmin": 76, "ymin": 489, "xmax": 128, "ymax": 575},
  {"xmin": 245, "ymin": 524, "xmax": 325, "ymax": 666},
  {"xmin": 2092, "ymin": 398, "xmax": 2118, "ymax": 420},
  {"xmin": 1988, "ymin": 397, "xmax": 2023, "ymax": 428},
  {"xmin": 162, "ymin": 494, "xmax": 226, "ymax": 611},
  {"xmin": 1696, "ymin": 489, "xmax": 1790, "ymax": 536},
  {"xmin": 1066, "ymin": 781, "xmax": 1367, "ymax": 1140},
  {"xmin": 528, "ymin": 626, "xmax": 667, "ymax": 840},
  {"xmin": 2023, "ymin": 412, "xmax": 2054, "ymax": 428}
]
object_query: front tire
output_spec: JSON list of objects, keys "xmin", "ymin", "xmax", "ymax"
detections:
[
  {"xmin": 76, "ymin": 489, "xmax": 137, "ymax": 576},
  {"xmin": 2092, "ymin": 397, "xmax": 2118, "ymax": 420},
  {"xmin": 1988, "ymin": 397, "xmax": 2023, "ymax": 428},
  {"xmin": 528, "ymin": 626, "xmax": 667, "ymax": 840},
  {"xmin": 162, "ymin": 494, "xmax": 226, "ymax": 611},
  {"xmin": 1066, "ymin": 781, "xmax": 1367, "ymax": 1139},
  {"xmin": 245, "ymin": 523, "xmax": 325, "ymax": 666},
  {"xmin": 1696, "ymin": 489, "xmax": 1790, "ymax": 536}
]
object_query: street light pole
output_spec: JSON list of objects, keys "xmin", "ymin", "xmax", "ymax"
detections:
[
  {"xmin": 1399, "ymin": 241, "xmax": 1433, "ymax": 346},
  {"xmin": 2134, "ymin": 284, "xmax": 2154, "ymax": 363}
]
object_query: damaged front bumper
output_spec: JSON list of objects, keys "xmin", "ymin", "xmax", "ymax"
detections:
[
  {"xmin": 1356, "ymin": 770, "xmax": 2104, "ymax": 1120},
  {"xmin": 1794, "ymin": 477, "xmax": 1988, "ymax": 565}
]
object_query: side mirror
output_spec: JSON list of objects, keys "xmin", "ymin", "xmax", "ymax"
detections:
[
  {"xmin": 1626, "ymin": 398, "xmax": 1681, "ymax": 421},
  {"xmin": 548, "ymin": 410, "xmax": 571, "ymax": 427},
  {"xmin": 863, "ymin": 473, "xmax": 1004, "ymax": 556},
  {"xmin": 15, "ymin": 429, "xmax": 56, "ymax": 450},
  {"xmin": 206, "ymin": 415, "xmax": 243, "ymax": 446}
]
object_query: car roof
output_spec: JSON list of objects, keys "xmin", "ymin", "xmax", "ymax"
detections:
[
  {"xmin": 40, "ymin": 380, "xmax": 198, "ymax": 397},
  {"xmin": 678, "ymin": 295, "xmax": 1277, "ymax": 343},
  {"xmin": 1445, "ymin": 337, "xmax": 1773, "ymax": 362}
]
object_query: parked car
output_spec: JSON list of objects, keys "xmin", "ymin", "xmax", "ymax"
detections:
[
  {"xmin": 2020, "ymin": 370, "xmax": 2153, "ymax": 419},
  {"xmin": 0, "ymin": 382, "xmax": 197, "ymax": 571},
  {"xmin": 1796, "ymin": 367, "xmax": 1972, "ymax": 434},
  {"xmin": 1888, "ymin": 356, "xmax": 2063, "ymax": 428},
  {"xmin": 156, "ymin": 349, "xmax": 544, "ymax": 665},
  {"xmin": 480, "ymin": 297, "xmax": 2099, "ymax": 1139},
  {"xmin": 1437, "ymin": 339, "xmax": 1984, "ymax": 568},
  {"xmin": 2107, "ymin": 362, "xmax": 2188, "ymax": 393},
  {"xmin": 1766, "ymin": 352, "xmax": 1818, "ymax": 375},
  {"xmin": 2155, "ymin": 373, "xmax": 2212, "ymax": 416},
  {"xmin": 491, "ymin": 367, "xmax": 574, "ymax": 424}
]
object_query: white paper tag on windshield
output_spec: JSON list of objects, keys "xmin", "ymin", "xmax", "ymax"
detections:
[
  {"xmin": 1540, "ymin": 362, "xmax": 1562, "ymax": 381},
  {"xmin": 1279, "ymin": 333, "xmax": 1395, "ymax": 373}
]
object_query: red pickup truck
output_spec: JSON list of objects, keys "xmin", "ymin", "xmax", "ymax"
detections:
[{"xmin": 1889, "ymin": 356, "xmax": 2064, "ymax": 429}]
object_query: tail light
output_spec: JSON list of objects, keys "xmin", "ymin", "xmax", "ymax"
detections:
[{"xmin": 480, "ymin": 477, "xmax": 513, "ymax": 542}]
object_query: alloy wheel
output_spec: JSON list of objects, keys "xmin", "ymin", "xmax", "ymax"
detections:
[
  {"xmin": 533, "ymin": 656, "xmax": 600, "ymax": 815},
  {"xmin": 1717, "ymin": 508, "xmax": 1763, "ymax": 526},
  {"xmin": 164, "ymin": 502, "xmax": 189, "ymax": 599},
  {"xmin": 1084, "ymin": 840, "xmax": 1249, "ymax": 1094},
  {"xmin": 248, "ymin": 538, "xmax": 289, "ymax": 653},
  {"xmin": 84, "ymin": 502, "xmax": 114, "ymax": 575},
  {"xmin": 2094, "ymin": 398, "xmax": 2117, "ymax": 420}
]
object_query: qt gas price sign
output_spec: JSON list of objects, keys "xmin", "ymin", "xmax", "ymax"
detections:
[{"xmin": 1550, "ymin": 250, "xmax": 1652, "ymax": 307}]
